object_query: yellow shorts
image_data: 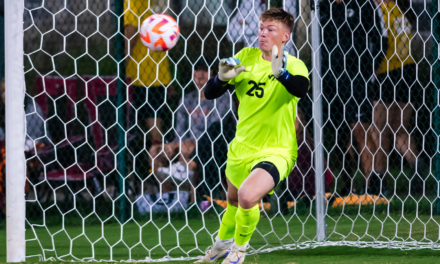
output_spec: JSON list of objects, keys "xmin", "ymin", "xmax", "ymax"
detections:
[{"xmin": 225, "ymin": 153, "xmax": 293, "ymax": 195}]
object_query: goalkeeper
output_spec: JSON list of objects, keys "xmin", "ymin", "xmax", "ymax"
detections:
[{"xmin": 195, "ymin": 8, "xmax": 309, "ymax": 264}]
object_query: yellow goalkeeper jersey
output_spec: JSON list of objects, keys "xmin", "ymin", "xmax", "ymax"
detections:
[{"xmin": 227, "ymin": 47, "xmax": 309, "ymax": 162}]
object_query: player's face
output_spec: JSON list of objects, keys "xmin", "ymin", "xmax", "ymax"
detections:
[{"xmin": 258, "ymin": 20, "xmax": 289, "ymax": 52}]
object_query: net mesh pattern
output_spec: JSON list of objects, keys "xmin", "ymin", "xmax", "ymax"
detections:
[{"xmin": 12, "ymin": 0, "xmax": 440, "ymax": 261}]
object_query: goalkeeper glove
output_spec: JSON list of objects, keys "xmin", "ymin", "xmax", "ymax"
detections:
[
  {"xmin": 271, "ymin": 45, "xmax": 288, "ymax": 78},
  {"xmin": 218, "ymin": 57, "xmax": 246, "ymax": 82}
]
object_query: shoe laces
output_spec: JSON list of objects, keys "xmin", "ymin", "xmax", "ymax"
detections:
[
  {"xmin": 203, "ymin": 245, "xmax": 214, "ymax": 258},
  {"xmin": 227, "ymin": 244, "xmax": 246, "ymax": 259}
]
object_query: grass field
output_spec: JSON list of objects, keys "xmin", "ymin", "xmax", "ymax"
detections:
[
  {"xmin": 2, "ymin": 209, "xmax": 440, "ymax": 263},
  {"xmin": 2, "ymin": 166, "xmax": 440, "ymax": 263},
  {"xmin": 2, "ymin": 228, "xmax": 440, "ymax": 264}
]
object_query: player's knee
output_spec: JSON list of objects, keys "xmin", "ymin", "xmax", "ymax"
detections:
[
  {"xmin": 227, "ymin": 193, "xmax": 239, "ymax": 208},
  {"xmin": 237, "ymin": 187, "xmax": 257, "ymax": 209}
]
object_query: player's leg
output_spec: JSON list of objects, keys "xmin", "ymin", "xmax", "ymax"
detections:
[
  {"xmin": 343, "ymin": 137, "xmax": 356, "ymax": 195},
  {"xmin": 372, "ymin": 101, "xmax": 388, "ymax": 173},
  {"xmin": 392, "ymin": 65, "xmax": 418, "ymax": 167},
  {"xmin": 195, "ymin": 179, "xmax": 237, "ymax": 263},
  {"xmin": 353, "ymin": 121, "xmax": 385, "ymax": 195},
  {"xmin": 349, "ymin": 76, "xmax": 378, "ymax": 193},
  {"xmin": 371, "ymin": 100, "xmax": 392, "ymax": 195},
  {"xmin": 351, "ymin": 122, "xmax": 374, "ymax": 175},
  {"xmin": 394, "ymin": 102, "xmax": 423, "ymax": 195},
  {"xmin": 340, "ymin": 74, "xmax": 355, "ymax": 196},
  {"xmin": 219, "ymin": 179, "xmax": 239, "ymax": 238},
  {"xmin": 391, "ymin": 102, "xmax": 416, "ymax": 164},
  {"xmin": 365, "ymin": 123, "xmax": 381, "ymax": 193},
  {"xmin": 350, "ymin": 97, "xmax": 379, "ymax": 194},
  {"xmin": 235, "ymin": 167, "xmax": 274, "ymax": 237},
  {"xmin": 223, "ymin": 157, "xmax": 288, "ymax": 264},
  {"xmin": 393, "ymin": 65, "xmax": 419, "ymax": 168},
  {"xmin": 221, "ymin": 168, "xmax": 275, "ymax": 264}
]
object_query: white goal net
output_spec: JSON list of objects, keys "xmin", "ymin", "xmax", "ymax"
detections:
[{"xmin": 5, "ymin": 0, "xmax": 440, "ymax": 261}]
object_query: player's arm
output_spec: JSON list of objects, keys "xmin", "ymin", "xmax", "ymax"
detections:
[
  {"xmin": 272, "ymin": 46, "xmax": 309, "ymax": 98},
  {"xmin": 205, "ymin": 58, "xmax": 245, "ymax": 100},
  {"xmin": 204, "ymin": 77, "xmax": 233, "ymax": 99}
]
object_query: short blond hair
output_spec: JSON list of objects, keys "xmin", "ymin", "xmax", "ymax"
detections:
[{"xmin": 260, "ymin": 7, "xmax": 294, "ymax": 33}]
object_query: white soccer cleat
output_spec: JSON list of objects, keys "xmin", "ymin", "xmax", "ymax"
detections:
[
  {"xmin": 194, "ymin": 237, "xmax": 233, "ymax": 263},
  {"xmin": 221, "ymin": 243, "xmax": 247, "ymax": 264}
]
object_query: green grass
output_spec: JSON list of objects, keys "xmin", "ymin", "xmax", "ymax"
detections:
[
  {"xmin": 9, "ymin": 213, "xmax": 440, "ymax": 261},
  {"xmin": 2, "ymin": 212, "xmax": 440, "ymax": 263},
  {"xmin": 1, "ymin": 221, "xmax": 4, "ymax": 263},
  {"xmin": 3, "ymin": 165, "xmax": 440, "ymax": 263}
]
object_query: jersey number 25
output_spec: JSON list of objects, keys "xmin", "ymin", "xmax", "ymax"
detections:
[{"xmin": 246, "ymin": 80, "xmax": 265, "ymax": 98}]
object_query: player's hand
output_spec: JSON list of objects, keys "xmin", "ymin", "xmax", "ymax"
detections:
[
  {"xmin": 218, "ymin": 57, "xmax": 246, "ymax": 82},
  {"xmin": 271, "ymin": 45, "xmax": 288, "ymax": 78}
]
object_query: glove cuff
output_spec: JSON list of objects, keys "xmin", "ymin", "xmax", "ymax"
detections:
[{"xmin": 276, "ymin": 69, "xmax": 290, "ymax": 82}]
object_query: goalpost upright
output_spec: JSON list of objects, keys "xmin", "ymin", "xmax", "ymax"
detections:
[
  {"xmin": 5, "ymin": 0, "xmax": 26, "ymax": 262},
  {"xmin": 311, "ymin": 0, "xmax": 326, "ymax": 242}
]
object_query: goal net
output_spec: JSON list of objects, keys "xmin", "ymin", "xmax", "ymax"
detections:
[{"xmin": 10, "ymin": 0, "xmax": 440, "ymax": 261}]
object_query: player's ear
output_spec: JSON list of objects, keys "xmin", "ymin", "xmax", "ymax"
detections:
[
  {"xmin": 282, "ymin": 31, "xmax": 290, "ymax": 44},
  {"xmin": 281, "ymin": 24, "xmax": 291, "ymax": 43}
]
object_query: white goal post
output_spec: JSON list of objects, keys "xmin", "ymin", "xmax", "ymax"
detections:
[{"xmin": 6, "ymin": 0, "xmax": 26, "ymax": 262}]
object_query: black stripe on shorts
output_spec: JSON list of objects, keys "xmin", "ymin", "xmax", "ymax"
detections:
[{"xmin": 251, "ymin": 161, "xmax": 280, "ymax": 187}]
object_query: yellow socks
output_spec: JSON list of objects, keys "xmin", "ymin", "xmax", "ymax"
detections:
[
  {"xmin": 218, "ymin": 202, "xmax": 238, "ymax": 240},
  {"xmin": 234, "ymin": 205, "xmax": 260, "ymax": 246}
]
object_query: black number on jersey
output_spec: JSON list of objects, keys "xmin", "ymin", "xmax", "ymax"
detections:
[
  {"xmin": 268, "ymin": 74, "xmax": 276, "ymax": 81},
  {"xmin": 246, "ymin": 80, "xmax": 265, "ymax": 98}
]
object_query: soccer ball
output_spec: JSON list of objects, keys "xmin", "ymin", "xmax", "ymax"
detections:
[{"xmin": 140, "ymin": 14, "xmax": 180, "ymax": 52}]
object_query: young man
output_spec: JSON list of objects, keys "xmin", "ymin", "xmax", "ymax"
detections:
[{"xmin": 195, "ymin": 8, "xmax": 309, "ymax": 264}]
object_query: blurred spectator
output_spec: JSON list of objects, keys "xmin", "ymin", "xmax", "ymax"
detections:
[
  {"xmin": 371, "ymin": 0, "xmax": 422, "ymax": 194},
  {"xmin": 139, "ymin": 61, "xmax": 234, "ymax": 213},
  {"xmin": 227, "ymin": 0, "xmax": 297, "ymax": 54},
  {"xmin": 320, "ymin": 0, "xmax": 386, "ymax": 196},
  {"xmin": 124, "ymin": 0, "xmax": 172, "ymax": 146}
]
